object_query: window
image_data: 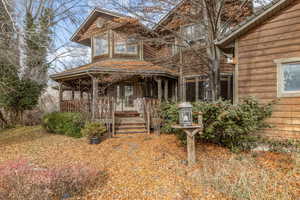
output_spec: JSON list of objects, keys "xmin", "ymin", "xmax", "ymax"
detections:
[
  {"xmin": 93, "ymin": 34, "xmax": 108, "ymax": 56},
  {"xmin": 275, "ymin": 58, "xmax": 300, "ymax": 97},
  {"xmin": 115, "ymin": 38, "xmax": 138, "ymax": 54},
  {"xmin": 182, "ymin": 23, "xmax": 205, "ymax": 41}
]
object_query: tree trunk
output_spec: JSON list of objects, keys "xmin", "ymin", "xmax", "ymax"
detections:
[
  {"xmin": 0, "ymin": 110, "xmax": 8, "ymax": 125},
  {"xmin": 206, "ymin": 45, "xmax": 221, "ymax": 101}
]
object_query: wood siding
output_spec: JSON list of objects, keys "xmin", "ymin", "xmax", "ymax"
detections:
[{"xmin": 237, "ymin": 0, "xmax": 300, "ymax": 139}]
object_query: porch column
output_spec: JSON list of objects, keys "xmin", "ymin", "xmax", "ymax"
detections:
[
  {"xmin": 195, "ymin": 77, "xmax": 199, "ymax": 102},
  {"xmin": 175, "ymin": 81, "xmax": 178, "ymax": 102},
  {"xmin": 71, "ymin": 88, "xmax": 75, "ymax": 100},
  {"xmin": 157, "ymin": 78, "xmax": 162, "ymax": 102},
  {"xmin": 91, "ymin": 76, "xmax": 99, "ymax": 120},
  {"xmin": 80, "ymin": 91, "xmax": 84, "ymax": 100},
  {"xmin": 58, "ymin": 82, "xmax": 63, "ymax": 112},
  {"xmin": 164, "ymin": 79, "xmax": 168, "ymax": 101},
  {"xmin": 183, "ymin": 77, "xmax": 187, "ymax": 102}
]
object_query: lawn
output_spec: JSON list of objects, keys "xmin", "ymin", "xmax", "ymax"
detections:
[{"xmin": 0, "ymin": 126, "xmax": 299, "ymax": 200}]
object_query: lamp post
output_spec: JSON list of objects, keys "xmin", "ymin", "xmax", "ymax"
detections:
[{"xmin": 172, "ymin": 102, "xmax": 203, "ymax": 167}]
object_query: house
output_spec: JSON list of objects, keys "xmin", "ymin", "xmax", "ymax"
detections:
[
  {"xmin": 50, "ymin": 2, "xmax": 250, "ymax": 135},
  {"xmin": 217, "ymin": 0, "xmax": 300, "ymax": 139}
]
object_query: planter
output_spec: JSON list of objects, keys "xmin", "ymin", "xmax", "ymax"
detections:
[{"xmin": 89, "ymin": 137, "xmax": 100, "ymax": 144}]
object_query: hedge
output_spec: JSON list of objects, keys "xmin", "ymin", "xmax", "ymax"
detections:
[
  {"xmin": 160, "ymin": 97, "xmax": 275, "ymax": 152},
  {"xmin": 42, "ymin": 112, "xmax": 85, "ymax": 138}
]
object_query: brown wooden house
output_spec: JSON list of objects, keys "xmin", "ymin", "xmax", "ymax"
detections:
[
  {"xmin": 50, "ymin": 3, "xmax": 243, "ymax": 134},
  {"xmin": 217, "ymin": 0, "xmax": 300, "ymax": 139},
  {"xmin": 50, "ymin": 8, "xmax": 180, "ymax": 135}
]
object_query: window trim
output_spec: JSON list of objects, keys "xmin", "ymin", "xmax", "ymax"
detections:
[
  {"xmin": 93, "ymin": 33, "xmax": 109, "ymax": 57},
  {"xmin": 114, "ymin": 40, "xmax": 138, "ymax": 55},
  {"xmin": 275, "ymin": 57, "xmax": 300, "ymax": 98},
  {"xmin": 181, "ymin": 23, "xmax": 205, "ymax": 41}
]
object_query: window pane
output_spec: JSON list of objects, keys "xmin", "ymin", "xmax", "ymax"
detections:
[
  {"xmin": 127, "ymin": 45, "xmax": 137, "ymax": 53},
  {"xmin": 283, "ymin": 63, "xmax": 300, "ymax": 92},
  {"xmin": 116, "ymin": 42, "xmax": 126, "ymax": 53},
  {"xmin": 94, "ymin": 35, "xmax": 108, "ymax": 56}
]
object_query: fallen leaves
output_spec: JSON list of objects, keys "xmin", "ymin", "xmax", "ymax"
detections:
[{"xmin": 0, "ymin": 126, "xmax": 299, "ymax": 200}]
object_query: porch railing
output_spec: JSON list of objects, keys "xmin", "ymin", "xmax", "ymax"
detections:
[
  {"xmin": 60, "ymin": 97, "xmax": 161, "ymax": 135},
  {"xmin": 142, "ymin": 98, "xmax": 161, "ymax": 135}
]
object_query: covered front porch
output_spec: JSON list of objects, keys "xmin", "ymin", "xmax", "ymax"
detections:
[{"xmin": 50, "ymin": 60, "xmax": 178, "ymax": 135}]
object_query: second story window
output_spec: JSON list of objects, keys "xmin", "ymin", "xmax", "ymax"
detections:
[
  {"xmin": 115, "ymin": 34, "xmax": 138, "ymax": 55},
  {"xmin": 182, "ymin": 24, "xmax": 205, "ymax": 41},
  {"xmin": 94, "ymin": 34, "xmax": 108, "ymax": 56}
]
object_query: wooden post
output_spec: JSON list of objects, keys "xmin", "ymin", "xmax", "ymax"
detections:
[
  {"xmin": 183, "ymin": 77, "xmax": 187, "ymax": 102},
  {"xmin": 71, "ymin": 88, "xmax": 75, "ymax": 100},
  {"xmin": 92, "ymin": 76, "xmax": 99, "ymax": 120},
  {"xmin": 58, "ymin": 82, "xmax": 63, "ymax": 112},
  {"xmin": 157, "ymin": 78, "xmax": 162, "ymax": 102},
  {"xmin": 164, "ymin": 79, "xmax": 168, "ymax": 101},
  {"xmin": 175, "ymin": 81, "xmax": 178, "ymax": 102},
  {"xmin": 147, "ymin": 104, "xmax": 151, "ymax": 134},
  {"xmin": 186, "ymin": 131, "xmax": 196, "ymax": 166},
  {"xmin": 80, "ymin": 91, "xmax": 84, "ymax": 100},
  {"xmin": 195, "ymin": 77, "xmax": 199, "ymax": 102},
  {"xmin": 112, "ymin": 98, "xmax": 116, "ymax": 137}
]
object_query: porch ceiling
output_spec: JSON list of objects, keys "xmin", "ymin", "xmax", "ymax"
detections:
[{"xmin": 50, "ymin": 60, "xmax": 178, "ymax": 81}]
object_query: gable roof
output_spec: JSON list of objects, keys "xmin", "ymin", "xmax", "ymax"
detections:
[
  {"xmin": 70, "ymin": 8, "xmax": 128, "ymax": 44},
  {"xmin": 153, "ymin": 0, "xmax": 185, "ymax": 31},
  {"xmin": 216, "ymin": 0, "xmax": 294, "ymax": 47}
]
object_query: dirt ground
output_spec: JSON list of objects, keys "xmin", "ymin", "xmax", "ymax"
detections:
[{"xmin": 0, "ymin": 126, "xmax": 299, "ymax": 200}]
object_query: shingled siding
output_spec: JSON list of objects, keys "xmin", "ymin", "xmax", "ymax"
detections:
[{"xmin": 237, "ymin": 0, "xmax": 300, "ymax": 139}]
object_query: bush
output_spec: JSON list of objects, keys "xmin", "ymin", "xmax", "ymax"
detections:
[
  {"xmin": 160, "ymin": 97, "xmax": 274, "ymax": 152},
  {"xmin": 0, "ymin": 159, "xmax": 101, "ymax": 200},
  {"xmin": 42, "ymin": 112, "xmax": 85, "ymax": 138},
  {"xmin": 81, "ymin": 122, "xmax": 107, "ymax": 139}
]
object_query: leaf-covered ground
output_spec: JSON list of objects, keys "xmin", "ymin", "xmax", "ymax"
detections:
[{"xmin": 0, "ymin": 126, "xmax": 299, "ymax": 200}]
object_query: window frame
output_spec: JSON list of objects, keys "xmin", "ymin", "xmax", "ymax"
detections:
[
  {"xmin": 181, "ymin": 23, "xmax": 205, "ymax": 41},
  {"xmin": 114, "ymin": 41, "xmax": 138, "ymax": 55},
  {"xmin": 114, "ymin": 34, "xmax": 138, "ymax": 55},
  {"xmin": 93, "ymin": 33, "xmax": 109, "ymax": 57},
  {"xmin": 275, "ymin": 57, "xmax": 300, "ymax": 98}
]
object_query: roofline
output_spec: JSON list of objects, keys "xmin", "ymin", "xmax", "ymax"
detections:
[
  {"xmin": 215, "ymin": 0, "xmax": 292, "ymax": 46},
  {"xmin": 153, "ymin": 0, "xmax": 185, "ymax": 31},
  {"xmin": 50, "ymin": 67, "xmax": 178, "ymax": 80},
  {"xmin": 70, "ymin": 8, "xmax": 127, "ymax": 43}
]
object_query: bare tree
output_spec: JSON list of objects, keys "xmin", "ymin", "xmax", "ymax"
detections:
[{"xmin": 90, "ymin": 0, "xmax": 271, "ymax": 101}]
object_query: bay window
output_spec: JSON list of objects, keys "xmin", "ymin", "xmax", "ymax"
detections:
[
  {"xmin": 94, "ymin": 34, "xmax": 108, "ymax": 56},
  {"xmin": 115, "ymin": 34, "xmax": 138, "ymax": 55}
]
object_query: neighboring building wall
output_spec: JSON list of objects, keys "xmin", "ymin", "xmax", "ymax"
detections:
[{"xmin": 236, "ymin": 0, "xmax": 300, "ymax": 139}]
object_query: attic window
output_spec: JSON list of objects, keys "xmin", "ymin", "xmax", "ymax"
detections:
[{"xmin": 275, "ymin": 58, "xmax": 300, "ymax": 97}]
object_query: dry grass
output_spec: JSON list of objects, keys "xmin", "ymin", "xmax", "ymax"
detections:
[{"xmin": 0, "ymin": 126, "xmax": 299, "ymax": 200}]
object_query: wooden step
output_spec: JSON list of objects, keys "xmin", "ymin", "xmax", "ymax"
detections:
[
  {"xmin": 116, "ymin": 124, "xmax": 146, "ymax": 130},
  {"xmin": 116, "ymin": 128, "xmax": 147, "ymax": 134},
  {"xmin": 115, "ymin": 112, "xmax": 140, "ymax": 118}
]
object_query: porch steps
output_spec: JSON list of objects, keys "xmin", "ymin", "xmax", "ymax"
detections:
[{"xmin": 115, "ymin": 116, "xmax": 147, "ymax": 134}]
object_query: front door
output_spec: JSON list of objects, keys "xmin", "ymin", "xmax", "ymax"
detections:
[
  {"xmin": 116, "ymin": 84, "xmax": 135, "ymax": 111},
  {"xmin": 123, "ymin": 85, "xmax": 134, "ymax": 111}
]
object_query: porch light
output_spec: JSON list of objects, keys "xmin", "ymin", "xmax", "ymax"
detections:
[{"xmin": 178, "ymin": 102, "xmax": 193, "ymax": 127}]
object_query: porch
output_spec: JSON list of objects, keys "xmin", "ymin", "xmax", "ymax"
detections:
[{"xmin": 51, "ymin": 60, "xmax": 178, "ymax": 135}]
